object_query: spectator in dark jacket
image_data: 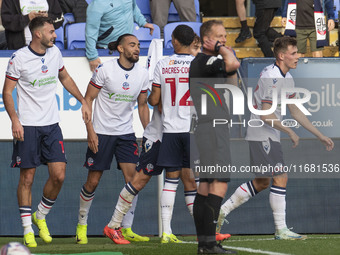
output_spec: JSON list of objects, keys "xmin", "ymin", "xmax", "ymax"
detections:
[
  {"xmin": 1, "ymin": 0, "xmax": 63, "ymax": 50},
  {"xmin": 58, "ymin": 0, "xmax": 88, "ymax": 23}
]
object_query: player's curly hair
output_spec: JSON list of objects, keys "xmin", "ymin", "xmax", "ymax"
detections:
[
  {"xmin": 108, "ymin": 33, "xmax": 136, "ymax": 51},
  {"xmin": 172, "ymin": 25, "xmax": 195, "ymax": 46},
  {"xmin": 273, "ymin": 36, "xmax": 297, "ymax": 59}
]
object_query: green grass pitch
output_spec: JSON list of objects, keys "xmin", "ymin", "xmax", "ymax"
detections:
[{"xmin": 1, "ymin": 235, "xmax": 340, "ymax": 255}]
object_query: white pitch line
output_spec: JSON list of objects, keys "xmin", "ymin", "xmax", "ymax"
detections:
[
  {"xmin": 222, "ymin": 245, "xmax": 292, "ymax": 255},
  {"xmin": 181, "ymin": 241, "xmax": 292, "ymax": 255}
]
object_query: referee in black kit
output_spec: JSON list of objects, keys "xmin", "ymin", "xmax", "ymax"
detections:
[{"xmin": 189, "ymin": 20, "xmax": 240, "ymax": 254}]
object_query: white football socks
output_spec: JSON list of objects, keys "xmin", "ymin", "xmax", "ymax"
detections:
[
  {"xmin": 161, "ymin": 177, "xmax": 179, "ymax": 235},
  {"xmin": 270, "ymin": 185, "xmax": 287, "ymax": 231}
]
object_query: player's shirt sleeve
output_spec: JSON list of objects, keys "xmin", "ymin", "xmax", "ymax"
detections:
[
  {"xmin": 258, "ymin": 76, "xmax": 274, "ymax": 105},
  {"xmin": 89, "ymin": 63, "xmax": 105, "ymax": 89},
  {"xmin": 152, "ymin": 60, "xmax": 162, "ymax": 88},
  {"xmin": 140, "ymin": 69, "xmax": 149, "ymax": 93},
  {"xmin": 286, "ymin": 77, "xmax": 296, "ymax": 98},
  {"xmin": 6, "ymin": 52, "xmax": 21, "ymax": 81},
  {"xmin": 57, "ymin": 48, "xmax": 65, "ymax": 72}
]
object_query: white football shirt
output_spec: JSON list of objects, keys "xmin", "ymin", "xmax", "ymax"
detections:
[
  {"xmin": 90, "ymin": 59, "xmax": 149, "ymax": 135},
  {"xmin": 152, "ymin": 54, "xmax": 194, "ymax": 133},
  {"xmin": 6, "ymin": 45, "xmax": 64, "ymax": 126},
  {"xmin": 245, "ymin": 63, "xmax": 296, "ymax": 142}
]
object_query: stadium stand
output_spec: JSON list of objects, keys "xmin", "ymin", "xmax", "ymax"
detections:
[
  {"xmin": 202, "ymin": 17, "xmax": 339, "ymax": 58},
  {"xmin": 54, "ymin": 27, "xmax": 65, "ymax": 50},
  {"xmin": 136, "ymin": 0, "xmax": 152, "ymax": 23},
  {"xmin": 133, "ymin": 23, "xmax": 161, "ymax": 48},
  {"xmin": 163, "ymin": 22, "xmax": 201, "ymax": 48},
  {"xmin": 66, "ymin": 22, "xmax": 86, "ymax": 49}
]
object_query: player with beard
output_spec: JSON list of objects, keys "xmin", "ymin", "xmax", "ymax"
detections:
[
  {"xmin": 75, "ymin": 34, "xmax": 150, "ymax": 245},
  {"xmin": 2, "ymin": 16, "xmax": 90, "ymax": 247}
]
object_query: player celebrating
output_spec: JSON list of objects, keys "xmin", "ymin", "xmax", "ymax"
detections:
[
  {"xmin": 105, "ymin": 25, "xmax": 202, "ymax": 244},
  {"xmin": 2, "ymin": 17, "xmax": 90, "ymax": 247},
  {"xmin": 75, "ymin": 34, "xmax": 150, "ymax": 245},
  {"xmin": 217, "ymin": 36, "xmax": 334, "ymax": 240},
  {"xmin": 148, "ymin": 25, "xmax": 201, "ymax": 243}
]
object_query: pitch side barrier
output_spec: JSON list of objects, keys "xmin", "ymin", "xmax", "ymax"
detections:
[{"xmin": 0, "ymin": 53, "xmax": 340, "ymax": 236}]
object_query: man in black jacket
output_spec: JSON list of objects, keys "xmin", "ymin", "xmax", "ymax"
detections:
[{"xmin": 1, "ymin": 0, "xmax": 63, "ymax": 49}]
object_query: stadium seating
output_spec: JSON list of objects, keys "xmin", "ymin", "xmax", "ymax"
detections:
[
  {"xmin": 63, "ymin": 13, "xmax": 75, "ymax": 27},
  {"xmin": 164, "ymin": 22, "xmax": 201, "ymax": 48},
  {"xmin": 133, "ymin": 23, "xmax": 161, "ymax": 48},
  {"xmin": 54, "ymin": 27, "xmax": 64, "ymax": 50},
  {"xmin": 202, "ymin": 17, "xmax": 339, "ymax": 58},
  {"xmin": 136, "ymin": 0, "xmax": 152, "ymax": 23},
  {"xmin": 66, "ymin": 23, "xmax": 86, "ymax": 49}
]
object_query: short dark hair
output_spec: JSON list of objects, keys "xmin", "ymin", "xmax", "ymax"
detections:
[
  {"xmin": 273, "ymin": 36, "xmax": 297, "ymax": 58},
  {"xmin": 29, "ymin": 17, "xmax": 54, "ymax": 34},
  {"xmin": 172, "ymin": 25, "xmax": 195, "ymax": 46},
  {"xmin": 108, "ymin": 34, "xmax": 136, "ymax": 51},
  {"xmin": 200, "ymin": 20, "xmax": 224, "ymax": 44}
]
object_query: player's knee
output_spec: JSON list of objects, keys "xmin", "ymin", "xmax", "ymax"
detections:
[{"xmin": 50, "ymin": 172, "xmax": 65, "ymax": 185}]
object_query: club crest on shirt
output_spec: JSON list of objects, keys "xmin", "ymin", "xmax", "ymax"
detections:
[
  {"xmin": 41, "ymin": 65, "xmax": 48, "ymax": 73},
  {"xmin": 122, "ymin": 82, "xmax": 130, "ymax": 90}
]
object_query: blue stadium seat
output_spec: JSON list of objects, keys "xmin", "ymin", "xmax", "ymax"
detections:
[
  {"xmin": 136, "ymin": 0, "xmax": 152, "ymax": 23},
  {"xmin": 86, "ymin": 0, "xmax": 92, "ymax": 3},
  {"xmin": 66, "ymin": 23, "xmax": 86, "ymax": 49},
  {"xmin": 54, "ymin": 27, "xmax": 64, "ymax": 50},
  {"xmin": 63, "ymin": 13, "xmax": 75, "ymax": 27},
  {"xmin": 133, "ymin": 23, "xmax": 160, "ymax": 48},
  {"xmin": 168, "ymin": 0, "xmax": 200, "ymax": 22},
  {"xmin": 164, "ymin": 22, "xmax": 201, "ymax": 48}
]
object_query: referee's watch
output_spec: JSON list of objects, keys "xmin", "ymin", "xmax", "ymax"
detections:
[{"xmin": 214, "ymin": 41, "xmax": 223, "ymax": 53}]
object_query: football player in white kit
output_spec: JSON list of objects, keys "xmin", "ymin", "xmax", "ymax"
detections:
[
  {"xmin": 216, "ymin": 36, "xmax": 334, "ymax": 240},
  {"xmin": 2, "ymin": 17, "xmax": 90, "ymax": 247},
  {"xmin": 106, "ymin": 25, "xmax": 204, "ymax": 244},
  {"xmin": 75, "ymin": 34, "xmax": 150, "ymax": 245}
]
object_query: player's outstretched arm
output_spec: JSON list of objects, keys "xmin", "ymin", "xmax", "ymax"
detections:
[
  {"xmin": 138, "ymin": 92, "xmax": 150, "ymax": 129},
  {"xmin": 288, "ymin": 104, "xmax": 334, "ymax": 151},
  {"xmin": 2, "ymin": 78, "xmax": 24, "ymax": 141},
  {"xmin": 59, "ymin": 68, "xmax": 91, "ymax": 124},
  {"xmin": 261, "ymin": 103, "xmax": 299, "ymax": 148}
]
